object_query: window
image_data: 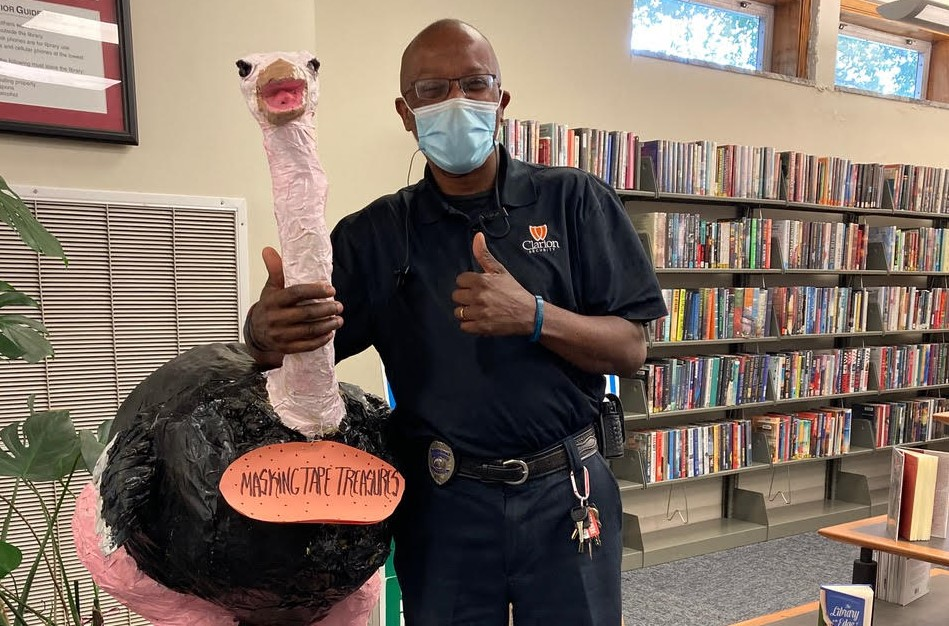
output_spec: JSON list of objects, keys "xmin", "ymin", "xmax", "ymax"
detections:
[
  {"xmin": 836, "ymin": 22, "xmax": 931, "ymax": 98},
  {"xmin": 631, "ymin": 0, "xmax": 775, "ymax": 72}
]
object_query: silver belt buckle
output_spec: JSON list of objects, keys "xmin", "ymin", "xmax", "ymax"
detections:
[
  {"xmin": 428, "ymin": 440, "xmax": 456, "ymax": 485},
  {"xmin": 502, "ymin": 459, "xmax": 529, "ymax": 485}
]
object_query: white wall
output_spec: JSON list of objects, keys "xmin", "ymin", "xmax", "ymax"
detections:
[{"xmin": 1, "ymin": 0, "xmax": 947, "ymax": 395}]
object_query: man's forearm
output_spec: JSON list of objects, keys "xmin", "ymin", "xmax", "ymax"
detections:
[{"xmin": 538, "ymin": 304, "xmax": 647, "ymax": 378}]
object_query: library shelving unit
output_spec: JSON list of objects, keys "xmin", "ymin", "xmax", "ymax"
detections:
[{"xmin": 610, "ymin": 157, "xmax": 949, "ymax": 571}]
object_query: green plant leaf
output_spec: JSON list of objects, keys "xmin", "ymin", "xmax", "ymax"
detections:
[
  {"xmin": 79, "ymin": 419, "xmax": 112, "ymax": 474},
  {"xmin": 0, "ymin": 397, "xmax": 80, "ymax": 480},
  {"xmin": 0, "ymin": 176, "xmax": 66, "ymax": 264},
  {"xmin": 0, "ymin": 541, "xmax": 21, "ymax": 579},
  {"xmin": 0, "ymin": 314, "xmax": 45, "ymax": 332},
  {"xmin": 0, "ymin": 317, "xmax": 53, "ymax": 363},
  {"xmin": 0, "ymin": 290, "xmax": 38, "ymax": 310},
  {"xmin": 0, "ymin": 332, "xmax": 25, "ymax": 360}
]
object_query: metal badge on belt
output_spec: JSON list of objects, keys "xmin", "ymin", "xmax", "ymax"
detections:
[{"xmin": 428, "ymin": 440, "xmax": 456, "ymax": 485}]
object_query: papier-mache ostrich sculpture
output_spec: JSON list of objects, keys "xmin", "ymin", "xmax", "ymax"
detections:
[{"xmin": 71, "ymin": 52, "xmax": 396, "ymax": 626}]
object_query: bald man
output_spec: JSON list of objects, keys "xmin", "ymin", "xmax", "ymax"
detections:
[{"xmin": 246, "ymin": 19, "xmax": 666, "ymax": 625}]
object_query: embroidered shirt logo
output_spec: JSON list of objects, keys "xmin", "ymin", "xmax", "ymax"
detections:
[{"xmin": 523, "ymin": 224, "xmax": 561, "ymax": 254}]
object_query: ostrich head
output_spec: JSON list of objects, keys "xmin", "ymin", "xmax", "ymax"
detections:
[{"xmin": 236, "ymin": 51, "xmax": 320, "ymax": 127}]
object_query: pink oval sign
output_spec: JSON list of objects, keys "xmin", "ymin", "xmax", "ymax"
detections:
[{"xmin": 220, "ymin": 441, "xmax": 403, "ymax": 524}]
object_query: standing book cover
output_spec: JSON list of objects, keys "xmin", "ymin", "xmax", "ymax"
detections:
[
  {"xmin": 886, "ymin": 447, "xmax": 942, "ymax": 541},
  {"xmin": 817, "ymin": 584, "xmax": 873, "ymax": 626}
]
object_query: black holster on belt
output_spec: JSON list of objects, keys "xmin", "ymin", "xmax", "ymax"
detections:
[{"xmin": 595, "ymin": 393, "xmax": 625, "ymax": 459}]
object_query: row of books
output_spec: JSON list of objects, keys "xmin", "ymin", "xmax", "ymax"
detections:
[
  {"xmin": 852, "ymin": 397, "xmax": 949, "ymax": 447},
  {"xmin": 870, "ymin": 286, "xmax": 949, "ymax": 332},
  {"xmin": 623, "ymin": 400, "xmax": 949, "ymax": 485},
  {"xmin": 772, "ymin": 286, "xmax": 870, "ymax": 336},
  {"xmin": 872, "ymin": 342, "xmax": 949, "ymax": 390},
  {"xmin": 774, "ymin": 219, "xmax": 868, "ymax": 271},
  {"xmin": 768, "ymin": 348, "xmax": 871, "ymax": 401},
  {"xmin": 651, "ymin": 287, "xmax": 772, "ymax": 342},
  {"xmin": 630, "ymin": 213, "xmax": 775, "ymax": 269},
  {"xmin": 639, "ymin": 344, "xmax": 949, "ymax": 414},
  {"xmin": 499, "ymin": 118, "xmax": 949, "ymax": 212},
  {"xmin": 642, "ymin": 140, "xmax": 782, "ymax": 200},
  {"xmin": 782, "ymin": 153, "xmax": 885, "ymax": 208},
  {"xmin": 639, "ymin": 353, "xmax": 772, "ymax": 413},
  {"xmin": 631, "ymin": 212, "xmax": 873, "ymax": 271},
  {"xmin": 651, "ymin": 285, "xmax": 874, "ymax": 343},
  {"xmin": 885, "ymin": 164, "xmax": 949, "ymax": 214},
  {"xmin": 751, "ymin": 407, "xmax": 853, "ymax": 463},
  {"xmin": 869, "ymin": 225, "xmax": 949, "ymax": 272},
  {"xmin": 625, "ymin": 419, "xmax": 753, "ymax": 483},
  {"xmin": 498, "ymin": 121, "xmax": 640, "ymax": 191},
  {"xmin": 652, "ymin": 285, "xmax": 949, "ymax": 340}
]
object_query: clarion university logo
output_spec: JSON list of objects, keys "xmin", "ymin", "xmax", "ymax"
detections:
[{"xmin": 523, "ymin": 224, "xmax": 561, "ymax": 254}]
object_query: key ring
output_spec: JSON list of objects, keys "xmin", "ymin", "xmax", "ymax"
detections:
[{"xmin": 570, "ymin": 466, "xmax": 590, "ymax": 506}]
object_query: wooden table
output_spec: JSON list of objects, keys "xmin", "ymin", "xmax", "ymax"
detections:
[
  {"xmin": 817, "ymin": 514, "xmax": 949, "ymax": 585},
  {"xmin": 818, "ymin": 515, "xmax": 949, "ymax": 566}
]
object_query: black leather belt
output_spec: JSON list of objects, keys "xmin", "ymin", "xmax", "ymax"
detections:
[{"xmin": 451, "ymin": 426, "xmax": 598, "ymax": 485}]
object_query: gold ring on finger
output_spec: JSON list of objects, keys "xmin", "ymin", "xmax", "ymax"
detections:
[{"xmin": 460, "ymin": 306, "xmax": 466, "ymax": 321}]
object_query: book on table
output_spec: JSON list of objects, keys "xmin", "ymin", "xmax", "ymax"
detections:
[
  {"xmin": 875, "ymin": 551, "xmax": 931, "ymax": 606},
  {"xmin": 885, "ymin": 447, "xmax": 949, "ymax": 541},
  {"xmin": 817, "ymin": 584, "xmax": 873, "ymax": 626}
]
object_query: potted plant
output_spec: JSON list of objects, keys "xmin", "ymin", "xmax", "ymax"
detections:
[{"xmin": 0, "ymin": 176, "xmax": 110, "ymax": 626}]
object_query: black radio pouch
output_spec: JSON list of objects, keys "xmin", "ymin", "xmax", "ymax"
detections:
[{"xmin": 595, "ymin": 393, "xmax": 626, "ymax": 459}]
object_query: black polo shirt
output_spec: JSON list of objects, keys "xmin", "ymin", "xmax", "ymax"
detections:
[{"xmin": 331, "ymin": 145, "xmax": 666, "ymax": 458}]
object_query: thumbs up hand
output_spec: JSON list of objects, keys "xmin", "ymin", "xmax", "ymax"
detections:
[
  {"xmin": 452, "ymin": 232, "xmax": 536, "ymax": 337},
  {"xmin": 472, "ymin": 230, "xmax": 506, "ymax": 275}
]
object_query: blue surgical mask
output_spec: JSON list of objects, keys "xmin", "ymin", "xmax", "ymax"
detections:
[{"xmin": 410, "ymin": 97, "xmax": 500, "ymax": 175}]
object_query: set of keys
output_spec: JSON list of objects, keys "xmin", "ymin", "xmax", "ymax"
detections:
[{"xmin": 569, "ymin": 466, "xmax": 602, "ymax": 557}]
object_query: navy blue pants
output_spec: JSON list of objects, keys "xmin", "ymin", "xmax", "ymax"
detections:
[{"xmin": 391, "ymin": 449, "xmax": 623, "ymax": 625}]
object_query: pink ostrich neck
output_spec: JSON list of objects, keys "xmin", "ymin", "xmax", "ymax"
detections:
[{"xmin": 262, "ymin": 118, "xmax": 344, "ymax": 438}]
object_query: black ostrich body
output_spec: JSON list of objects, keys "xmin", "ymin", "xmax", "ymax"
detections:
[{"xmin": 98, "ymin": 343, "xmax": 394, "ymax": 626}]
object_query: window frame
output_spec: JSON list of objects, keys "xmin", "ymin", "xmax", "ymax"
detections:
[
  {"xmin": 839, "ymin": 0, "xmax": 949, "ymax": 104},
  {"xmin": 630, "ymin": 0, "xmax": 776, "ymax": 74},
  {"xmin": 836, "ymin": 21, "xmax": 933, "ymax": 99}
]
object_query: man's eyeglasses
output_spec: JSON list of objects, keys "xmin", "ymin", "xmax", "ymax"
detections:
[{"xmin": 405, "ymin": 74, "xmax": 499, "ymax": 102}]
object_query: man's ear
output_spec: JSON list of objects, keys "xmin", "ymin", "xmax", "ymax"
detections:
[
  {"xmin": 395, "ymin": 98, "xmax": 416, "ymax": 134},
  {"xmin": 498, "ymin": 90, "xmax": 511, "ymax": 123},
  {"xmin": 495, "ymin": 90, "xmax": 512, "ymax": 134}
]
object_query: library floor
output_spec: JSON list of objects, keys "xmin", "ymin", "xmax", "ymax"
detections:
[{"xmin": 620, "ymin": 532, "xmax": 865, "ymax": 625}]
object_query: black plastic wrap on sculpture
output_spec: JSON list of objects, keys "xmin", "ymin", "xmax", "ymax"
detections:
[{"xmin": 98, "ymin": 343, "xmax": 394, "ymax": 626}]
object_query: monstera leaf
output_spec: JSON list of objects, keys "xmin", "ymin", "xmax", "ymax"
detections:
[
  {"xmin": 0, "ymin": 540, "xmax": 22, "ymax": 580},
  {"xmin": 0, "ymin": 176, "xmax": 65, "ymax": 262},
  {"xmin": 79, "ymin": 418, "xmax": 113, "ymax": 473},
  {"xmin": 0, "ymin": 176, "xmax": 64, "ymax": 363},
  {"xmin": 0, "ymin": 280, "xmax": 53, "ymax": 363},
  {"xmin": 0, "ymin": 397, "xmax": 80, "ymax": 481}
]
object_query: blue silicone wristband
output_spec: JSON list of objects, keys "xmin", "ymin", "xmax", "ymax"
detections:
[{"xmin": 529, "ymin": 295, "xmax": 544, "ymax": 343}]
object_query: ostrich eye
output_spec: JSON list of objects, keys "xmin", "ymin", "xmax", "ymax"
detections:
[
  {"xmin": 236, "ymin": 59, "xmax": 252, "ymax": 78},
  {"xmin": 307, "ymin": 58, "xmax": 320, "ymax": 73}
]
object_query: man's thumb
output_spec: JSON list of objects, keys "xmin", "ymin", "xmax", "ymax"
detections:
[
  {"xmin": 262, "ymin": 246, "xmax": 285, "ymax": 289},
  {"xmin": 473, "ymin": 232, "xmax": 505, "ymax": 274}
]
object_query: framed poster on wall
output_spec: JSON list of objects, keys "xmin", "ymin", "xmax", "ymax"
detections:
[{"xmin": 0, "ymin": 0, "xmax": 137, "ymax": 144}]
